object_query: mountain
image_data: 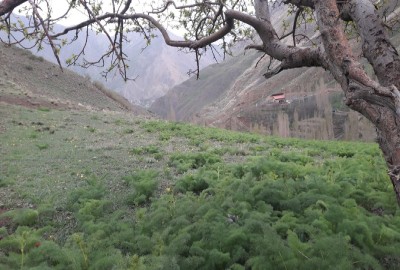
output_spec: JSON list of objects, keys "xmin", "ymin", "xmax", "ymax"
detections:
[
  {"xmin": 150, "ymin": 3, "xmax": 400, "ymax": 141},
  {"xmin": 151, "ymin": 50, "xmax": 260, "ymax": 121},
  {"xmin": 0, "ymin": 15, "xmax": 217, "ymax": 107},
  {"xmin": 105, "ymin": 32, "xmax": 216, "ymax": 107}
]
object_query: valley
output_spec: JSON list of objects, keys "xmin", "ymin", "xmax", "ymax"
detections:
[{"xmin": 1, "ymin": 37, "xmax": 400, "ymax": 269}]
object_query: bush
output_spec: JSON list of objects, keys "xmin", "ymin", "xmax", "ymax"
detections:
[
  {"xmin": 123, "ymin": 170, "xmax": 159, "ymax": 205},
  {"xmin": 130, "ymin": 145, "xmax": 161, "ymax": 155},
  {"xmin": 36, "ymin": 143, "xmax": 49, "ymax": 150},
  {"xmin": 169, "ymin": 152, "xmax": 221, "ymax": 173},
  {"xmin": 2, "ymin": 209, "xmax": 39, "ymax": 226},
  {"xmin": 175, "ymin": 171, "xmax": 211, "ymax": 194},
  {"xmin": 66, "ymin": 177, "xmax": 106, "ymax": 211}
]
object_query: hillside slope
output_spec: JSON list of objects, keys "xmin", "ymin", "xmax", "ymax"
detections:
[
  {"xmin": 1, "ymin": 90, "xmax": 400, "ymax": 269},
  {"xmin": 0, "ymin": 43, "xmax": 150, "ymax": 115},
  {"xmin": 151, "ymin": 51, "xmax": 260, "ymax": 121}
]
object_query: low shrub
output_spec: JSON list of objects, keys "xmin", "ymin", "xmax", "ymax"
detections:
[
  {"xmin": 169, "ymin": 152, "xmax": 221, "ymax": 173},
  {"xmin": 123, "ymin": 170, "xmax": 159, "ymax": 205},
  {"xmin": 2, "ymin": 209, "xmax": 39, "ymax": 226}
]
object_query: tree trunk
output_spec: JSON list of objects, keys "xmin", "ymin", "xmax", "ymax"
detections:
[
  {"xmin": 345, "ymin": 0, "xmax": 400, "ymax": 205},
  {"xmin": 312, "ymin": 0, "xmax": 400, "ymax": 205}
]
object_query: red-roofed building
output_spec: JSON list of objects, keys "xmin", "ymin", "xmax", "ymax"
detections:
[{"xmin": 271, "ymin": 93, "xmax": 286, "ymax": 104}]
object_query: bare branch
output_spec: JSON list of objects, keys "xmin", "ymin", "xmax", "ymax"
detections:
[
  {"xmin": 283, "ymin": 0, "xmax": 314, "ymax": 8},
  {"xmin": 292, "ymin": 7, "xmax": 303, "ymax": 46},
  {"xmin": 78, "ymin": 4, "xmax": 128, "ymax": 80},
  {"xmin": 28, "ymin": 0, "xmax": 63, "ymax": 70},
  {"xmin": 245, "ymin": 44, "xmax": 265, "ymax": 52},
  {"xmin": 149, "ymin": 1, "xmax": 220, "ymax": 15},
  {"xmin": 254, "ymin": 53, "xmax": 267, "ymax": 68}
]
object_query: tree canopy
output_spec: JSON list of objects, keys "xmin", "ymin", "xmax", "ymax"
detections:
[{"xmin": 1, "ymin": 0, "xmax": 400, "ymax": 205}]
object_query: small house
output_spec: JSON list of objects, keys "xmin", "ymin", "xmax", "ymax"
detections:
[{"xmin": 271, "ymin": 93, "xmax": 286, "ymax": 104}]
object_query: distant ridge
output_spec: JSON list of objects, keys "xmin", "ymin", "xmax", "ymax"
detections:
[{"xmin": 0, "ymin": 14, "xmax": 218, "ymax": 107}]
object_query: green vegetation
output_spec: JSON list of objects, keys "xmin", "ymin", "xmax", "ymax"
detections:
[
  {"xmin": 36, "ymin": 143, "xmax": 49, "ymax": 150},
  {"xmin": 37, "ymin": 107, "xmax": 51, "ymax": 112},
  {"xmin": 124, "ymin": 170, "xmax": 159, "ymax": 205},
  {"xmin": 1, "ymin": 104, "xmax": 400, "ymax": 269}
]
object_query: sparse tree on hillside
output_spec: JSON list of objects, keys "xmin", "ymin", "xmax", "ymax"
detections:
[{"xmin": 1, "ymin": 0, "xmax": 400, "ymax": 204}]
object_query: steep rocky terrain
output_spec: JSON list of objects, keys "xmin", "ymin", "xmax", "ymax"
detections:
[{"xmin": 151, "ymin": 3, "xmax": 400, "ymax": 141}]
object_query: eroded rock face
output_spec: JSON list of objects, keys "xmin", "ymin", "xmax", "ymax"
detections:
[
  {"xmin": 152, "ymin": 34, "xmax": 399, "ymax": 142},
  {"xmin": 191, "ymin": 74, "xmax": 376, "ymax": 141},
  {"xmin": 153, "ymin": 51, "xmax": 377, "ymax": 141}
]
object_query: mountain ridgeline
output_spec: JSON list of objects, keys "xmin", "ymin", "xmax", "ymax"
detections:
[
  {"xmin": 151, "ymin": 3, "xmax": 400, "ymax": 141},
  {"xmin": 0, "ymin": 14, "xmax": 217, "ymax": 107}
]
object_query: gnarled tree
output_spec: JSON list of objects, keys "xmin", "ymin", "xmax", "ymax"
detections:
[{"xmin": 1, "ymin": 0, "xmax": 400, "ymax": 204}]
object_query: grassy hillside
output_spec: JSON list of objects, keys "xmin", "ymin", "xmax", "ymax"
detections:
[{"xmin": 1, "ymin": 99, "xmax": 400, "ymax": 269}]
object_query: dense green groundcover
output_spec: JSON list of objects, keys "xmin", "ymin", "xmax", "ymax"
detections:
[{"xmin": 1, "ymin": 114, "xmax": 400, "ymax": 269}]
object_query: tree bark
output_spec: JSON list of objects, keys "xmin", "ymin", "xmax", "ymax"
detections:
[
  {"xmin": 0, "ymin": 0, "xmax": 27, "ymax": 16},
  {"xmin": 312, "ymin": 0, "xmax": 400, "ymax": 205}
]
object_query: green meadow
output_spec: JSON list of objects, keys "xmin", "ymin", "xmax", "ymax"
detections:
[{"xmin": 1, "ymin": 104, "xmax": 400, "ymax": 269}]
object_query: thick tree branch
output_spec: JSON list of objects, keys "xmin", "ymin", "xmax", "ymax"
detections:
[
  {"xmin": 344, "ymin": 0, "xmax": 400, "ymax": 89},
  {"xmin": 224, "ymin": 9, "xmax": 324, "ymax": 71},
  {"xmin": 120, "ymin": 0, "xmax": 132, "ymax": 14},
  {"xmin": 245, "ymin": 44, "xmax": 265, "ymax": 52},
  {"xmin": 52, "ymin": 13, "xmax": 189, "ymax": 47},
  {"xmin": 283, "ymin": 0, "xmax": 314, "ymax": 9},
  {"xmin": 255, "ymin": 0, "xmax": 271, "ymax": 22},
  {"xmin": 315, "ymin": 1, "xmax": 393, "ymax": 113},
  {"xmin": 0, "ymin": 0, "xmax": 27, "ymax": 16}
]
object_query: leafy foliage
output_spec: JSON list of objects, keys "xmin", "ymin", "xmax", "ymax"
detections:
[
  {"xmin": 169, "ymin": 152, "xmax": 221, "ymax": 173},
  {"xmin": 1, "ymin": 106, "xmax": 399, "ymax": 269},
  {"xmin": 123, "ymin": 170, "xmax": 159, "ymax": 205}
]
